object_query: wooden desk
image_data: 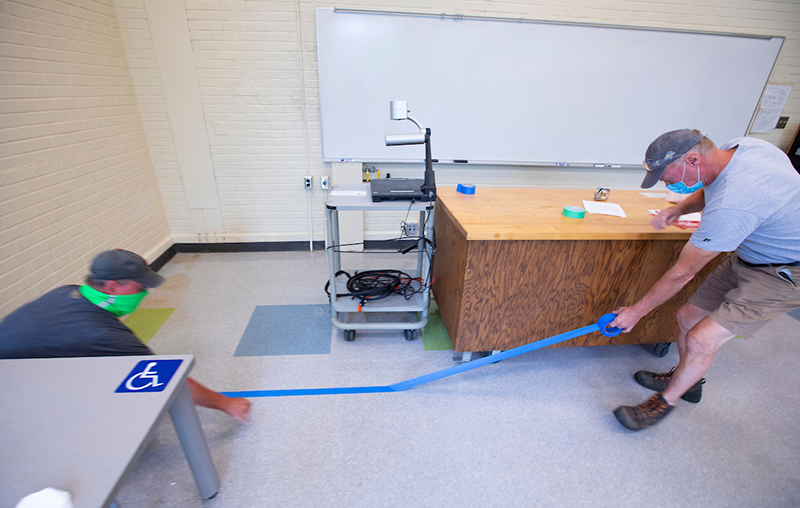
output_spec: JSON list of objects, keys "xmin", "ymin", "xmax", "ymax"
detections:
[{"xmin": 432, "ymin": 188, "xmax": 722, "ymax": 352}]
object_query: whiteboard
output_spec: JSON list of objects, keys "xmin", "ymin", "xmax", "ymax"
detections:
[{"xmin": 316, "ymin": 8, "xmax": 783, "ymax": 167}]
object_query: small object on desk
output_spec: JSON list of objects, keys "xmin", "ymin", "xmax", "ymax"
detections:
[
  {"xmin": 594, "ymin": 187, "xmax": 610, "ymax": 201},
  {"xmin": 562, "ymin": 206, "xmax": 586, "ymax": 219},
  {"xmin": 581, "ymin": 200, "xmax": 627, "ymax": 218},
  {"xmin": 456, "ymin": 183, "xmax": 476, "ymax": 195}
]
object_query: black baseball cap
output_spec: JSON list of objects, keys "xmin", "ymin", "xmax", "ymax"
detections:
[
  {"xmin": 641, "ymin": 129, "xmax": 704, "ymax": 189},
  {"xmin": 90, "ymin": 249, "xmax": 164, "ymax": 288}
]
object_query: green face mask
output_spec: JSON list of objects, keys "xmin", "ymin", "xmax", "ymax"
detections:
[{"xmin": 79, "ymin": 284, "xmax": 148, "ymax": 316}]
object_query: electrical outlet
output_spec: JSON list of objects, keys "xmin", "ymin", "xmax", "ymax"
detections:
[
  {"xmin": 304, "ymin": 176, "xmax": 312, "ymax": 189},
  {"xmin": 404, "ymin": 221, "xmax": 419, "ymax": 236},
  {"xmin": 777, "ymin": 116, "xmax": 789, "ymax": 129},
  {"xmin": 320, "ymin": 176, "xmax": 329, "ymax": 189}
]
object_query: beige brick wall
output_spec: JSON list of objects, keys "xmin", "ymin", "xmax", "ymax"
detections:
[{"xmin": 0, "ymin": 0, "xmax": 172, "ymax": 319}]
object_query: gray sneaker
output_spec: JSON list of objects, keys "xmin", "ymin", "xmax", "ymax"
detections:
[
  {"xmin": 634, "ymin": 367, "xmax": 705, "ymax": 403},
  {"xmin": 614, "ymin": 393, "xmax": 675, "ymax": 431}
]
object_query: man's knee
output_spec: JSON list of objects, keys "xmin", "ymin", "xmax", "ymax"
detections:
[{"xmin": 684, "ymin": 327, "xmax": 720, "ymax": 358}]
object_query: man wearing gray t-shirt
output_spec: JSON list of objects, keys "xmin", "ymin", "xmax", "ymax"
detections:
[{"xmin": 609, "ymin": 129, "xmax": 800, "ymax": 431}]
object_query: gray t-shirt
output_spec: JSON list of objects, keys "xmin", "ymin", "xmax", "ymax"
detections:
[{"xmin": 690, "ymin": 137, "xmax": 800, "ymax": 264}]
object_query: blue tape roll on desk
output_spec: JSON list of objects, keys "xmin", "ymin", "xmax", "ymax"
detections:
[
  {"xmin": 456, "ymin": 183, "xmax": 476, "ymax": 195},
  {"xmin": 221, "ymin": 314, "xmax": 620, "ymax": 398}
]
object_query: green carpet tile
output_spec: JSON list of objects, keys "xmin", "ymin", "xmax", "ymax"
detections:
[
  {"xmin": 123, "ymin": 308, "xmax": 175, "ymax": 344},
  {"xmin": 421, "ymin": 301, "xmax": 453, "ymax": 351}
]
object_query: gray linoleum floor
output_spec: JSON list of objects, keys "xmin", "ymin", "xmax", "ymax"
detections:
[{"xmin": 117, "ymin": 251, "xmax": 800, "ymax": 508}]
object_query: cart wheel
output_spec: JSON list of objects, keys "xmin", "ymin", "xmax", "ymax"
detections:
[
  {"xmin": 344, "ymin": 330, "xmax": 356, "ymax": 342},
  {"xmin": 404, "ymin": 329, "xmax": 416, "ymax": 341},
  {"xmin": 653, "ymin": 342, "xmax": 671, "ymax": 357}
]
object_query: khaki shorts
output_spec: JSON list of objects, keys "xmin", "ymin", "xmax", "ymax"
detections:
[{"xmin": 688, "ymin": 254, "xmax": 800, "ymax": 339}]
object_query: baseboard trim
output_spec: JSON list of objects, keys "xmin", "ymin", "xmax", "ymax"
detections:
[
  {"xmin": 174, "ymin": 241, "xmax": 326, "ymax": 253},
  {"xmin": 153, "ymin": 240, "xmax": 421, "ymax": 267},
  {"xmin": 150, "ymin": 245, "xmax": 177, "ymax": 272}
]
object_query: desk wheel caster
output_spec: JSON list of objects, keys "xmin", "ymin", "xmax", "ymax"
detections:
[
  {"xmin": 344, "ymin": 330, "xmax": 356, "ymax": 342},
  {"xmin": 652, "ymin": 342, "xmax": 671, "ymax": 357},
  {"xmin": 404, "ymin": 329, "xmax": 416, "ymax": 341}
]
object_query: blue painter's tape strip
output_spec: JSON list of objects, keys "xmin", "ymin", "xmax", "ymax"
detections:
[
  {"xmin": 220, "ymin": 314, "xmax": 618, "ymax": 398},
  {"xmin": 388, "ymin": 323, "xmax": 600, "ymax": 392},
  {"xmin": 225, "ymin": 386, "xmax": 394, "ymax": 398}
]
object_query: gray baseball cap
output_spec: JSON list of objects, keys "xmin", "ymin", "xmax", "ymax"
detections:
[
  {"xmin": 641, "ymin": 129, "xmax": 703, "ymax": 189},
  {"xmin": 90, "ymin": 249, "xmax": 164, "ymax": 288}
]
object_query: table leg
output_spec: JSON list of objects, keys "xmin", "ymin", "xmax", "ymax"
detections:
[{"xmin": 168, "ymin": 381, "xmax": 220, "ymax": 499}]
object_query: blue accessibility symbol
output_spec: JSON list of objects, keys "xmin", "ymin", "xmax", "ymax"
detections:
[{"xmin": 116, "ymin": 359, "xmax": 182, "ymax": 393}]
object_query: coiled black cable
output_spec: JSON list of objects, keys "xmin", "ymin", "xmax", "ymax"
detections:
[{"xmin": 325, "ymin": 269, "xmax": 426, "ymax": 305}]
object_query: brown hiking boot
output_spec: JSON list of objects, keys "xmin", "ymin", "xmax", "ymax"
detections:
[
  {"xmin": 634, "ymin": 367, "xmax": 705, "ymax": 403},
  {"xmin": 614, "ymin": 393, "xmax": 674, "ymax": 431}
]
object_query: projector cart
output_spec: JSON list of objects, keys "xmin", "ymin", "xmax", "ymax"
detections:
[{"xmin": 325, "ymin": 183, "xmax": 434, "ymax": 342}]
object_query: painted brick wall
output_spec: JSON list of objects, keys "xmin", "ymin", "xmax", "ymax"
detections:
[
  {"xmin": 113, "ymin": 0, "xmax": 194, "ymax": 236},
  {"xmin": 114, "ymin": 0, "xmax": 322, "ymax": 243},
  {"xmin": 0, "ymin": 0, "xmax": 172, "ymax": 319},
  {"xmin": 113, "ymin": 0, "xmax": 800, "ymax": 241}
]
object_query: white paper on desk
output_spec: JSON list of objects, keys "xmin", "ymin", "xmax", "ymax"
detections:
[
  {"xmin": 330, "ymin": 189, "xmax": 366, "ymax": 196},
  {"xmin": 648, "ymin": 210, "xmax": 702, "ymax": 221},
  {"xmin": 582, "ymin": 200, "xmax": 626, "ymax": 218},
  {"xmin": 640, "ymin": 192, "xmax": 669, "ymax": 198}
]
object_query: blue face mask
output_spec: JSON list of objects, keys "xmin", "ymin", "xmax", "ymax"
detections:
[{"xmin": 666, "ymin": 160, "xmax": 703, "ymax": 194}]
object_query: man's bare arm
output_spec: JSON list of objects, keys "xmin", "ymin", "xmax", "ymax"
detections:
[
  {"xmin": 610, "ymin": 241, "xmax": 720, "ymax": 332},
  {"xmin": 187, "ymin": 377, "xmax": 252, "ymax": 424}
]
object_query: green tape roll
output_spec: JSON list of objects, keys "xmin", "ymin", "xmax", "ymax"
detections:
[{"xmin": 562, "ymin": 206, "xmax": 586, "ymax": 219}]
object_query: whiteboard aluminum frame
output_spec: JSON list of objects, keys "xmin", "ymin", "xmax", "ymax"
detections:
[{"xmin": 334, "ymin": 8, "xmax": 775, "ymax": 41}]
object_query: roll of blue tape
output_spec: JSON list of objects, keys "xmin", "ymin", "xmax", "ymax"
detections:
[
  {"xmin": 597, "ymin": 313, "xmax": 621, "ymax": 337},
  {"xmin": 457, "ymin": 183, "xmax": 476, "ymax": 195}
]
